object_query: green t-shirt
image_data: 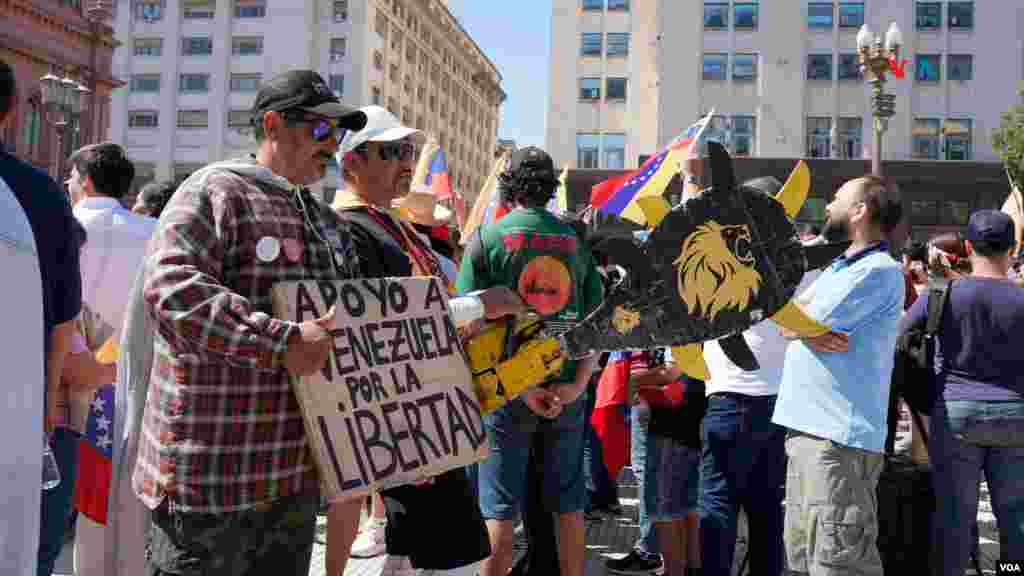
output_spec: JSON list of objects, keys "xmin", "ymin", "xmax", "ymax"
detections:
[{"xmin": 456, "ymin": 207, "xmax": 603, "ymax": 384}]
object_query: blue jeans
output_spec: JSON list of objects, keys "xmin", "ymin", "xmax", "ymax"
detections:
[
  {"xmin": 700, "ymin": 393, "xmax": 786, "ymax": 576},
  {"xmin": 584, "ymin": 383, "xmax": 618, "ymax": 511},
  {"xmin": 930, "ymin": 399, "xmax": 1024, "ymax": 576},
  {"xmin": 631, "ymin": 404, "xmax": 658, "ymax": 557},
  {"xmin": 38, "ymin": 427, "xmax": 79, "ymax": 576}
]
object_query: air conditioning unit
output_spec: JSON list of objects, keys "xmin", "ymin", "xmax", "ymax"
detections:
[{"xmin": 334, "ymin": 12, "xmax": 348, "ymax": 22}]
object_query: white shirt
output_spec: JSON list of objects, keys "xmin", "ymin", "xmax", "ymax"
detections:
[
  {"xmin": 74, "ymin": 197, "xmax": 156, "ymax": 333},
  {"xmin": 703, "ymin": 270, "xmax": 821, "ymax": 396},
  {"xmin": 0, "ymin": 176, "xmax": 44, "ymax": 576}
]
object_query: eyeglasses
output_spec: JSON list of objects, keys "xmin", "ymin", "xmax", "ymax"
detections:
[
  {"xmin": 356, "ymin": 140, "xmax": 419, "ymax": 162},
  {"xmin": 281, "ymin": 112, "xmax": 348, "ymax": 144}
]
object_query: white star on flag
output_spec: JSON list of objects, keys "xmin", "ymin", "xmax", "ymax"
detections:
[
  {"xmin": 96, "ymin": 434, "xmax": 112, "ymax": 451},
  {"xmin": 96, "ymin": 416, "xmax": 111, "ymax": 431},
  {"xmin": 91, "ymin": 396, "xmax": 106, "ymax": 414}
]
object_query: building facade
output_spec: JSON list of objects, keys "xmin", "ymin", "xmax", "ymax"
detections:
[
  {"xmin": 109, "ymin": 0, "xmax": 504, "ymax": 201},
  {"xmin": 547, "ymin": 0, "xmax": 1024, "ymax": 172},
  {"xmin": 0, "ymin": 0, "xmax": 119, "ymax": 174}
]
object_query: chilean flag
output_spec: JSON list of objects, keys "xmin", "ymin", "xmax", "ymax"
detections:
[
  {"xmin": 425, "ymin": 149, "xmax": 453, "ymax": 201},
  {"xmin": 75, "ymin": 384, "xmax": 114, "ymax": 524},
  {"xmin": 591, "ymin": 352, "xmax": 633, "ymax": 479}
]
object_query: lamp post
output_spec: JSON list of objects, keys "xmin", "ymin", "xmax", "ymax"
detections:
[
  {"xmin": 40, "ymin": 70, "xmax": 90, "ymax": 181},
  {"xmin": 857, "ymin": 22, "xmax": 902, "ymax": 177}
]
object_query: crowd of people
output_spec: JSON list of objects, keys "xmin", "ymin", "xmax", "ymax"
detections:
[{"xmin": 1, "ymin": 56, "xmax": 1021, "ymax": 576}]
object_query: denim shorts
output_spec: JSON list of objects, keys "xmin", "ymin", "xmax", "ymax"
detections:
[
  {"xmin": 646, "ymin": 435, "xmax": 700, "ymax": 522},
  {"xmin": 475, "ymin": 393, "xmax": 586, "ymax": 520}
]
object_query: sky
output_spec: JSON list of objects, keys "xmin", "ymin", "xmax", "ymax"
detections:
[{"xmin": 446, "ymin": 0, "xmax": 551, "ymax": 148}]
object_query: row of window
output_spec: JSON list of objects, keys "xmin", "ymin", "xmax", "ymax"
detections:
[
  {"xmin": 133, "ymin": 0, "xmax": 270, "ymax": 21},
  {"xmin": 128, "ymin": 73, "xmax": 345, "ymax": 96},
  {"xmin": 580, "ymin": 0, "xmax": 630, "ymax": 11},
  {"xmin": 699, "ymin": 52, "xmax": 972, "ymax": 82},
  {"xmin": 578, "ymin": 77, "xmax": 628, "ymax": 102},
  {"xmin": 580, "ymin": 32, "xmax": 630, "ymax": 58},
  {"xmin": 702, "ymin": 53, "xmax": 759, "ymax": 81},
  {"xmin": 700, "ymin": 2, "xmax": 975, "ymax": 33},
  {"xmin": 134, "ymin": 36, "xmax": 264, "ymax": 57},
  {"xmin": 915, "ymin": 2, "xmax": 974, "ymax": 31},
  {"xmin": 127, "ymin": 109, "xmax": 253, "ymax": 129},
  {"xmin": 703, "ymin": 2, "xmax": 762, "ymax": 30},
  {"xmin": 805, "ymin": 2, "xmax": 866, "ymax": 30}
]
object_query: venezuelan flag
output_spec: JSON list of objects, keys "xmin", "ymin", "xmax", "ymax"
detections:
[
  {"xmin": 425, "ymin": 149, "xmax": 453, "ymax": 201},
  {"xmin": 590, "ymin": 352, "xmax": 633, "ymax": 479},
  {"xmin": 590, "ymin": 111, "xmax": 714, "ymax": 225}
]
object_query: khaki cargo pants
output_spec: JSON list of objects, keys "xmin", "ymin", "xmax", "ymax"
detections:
[{"xmin": 783, "ymin": 432, "xmax": 885, "ymax": 576}]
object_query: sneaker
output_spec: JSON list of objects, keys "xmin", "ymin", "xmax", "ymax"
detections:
[
  {"xmin": 605, "ymin": 549, "xmax": 663, "ymax": 575},
  {"xmin": 350, "ymin": 518, "xmax": 387, "ymax": 558},
  {"xmin": 380, "ymin": 555, "xmax": 418, "ymax": 576}
]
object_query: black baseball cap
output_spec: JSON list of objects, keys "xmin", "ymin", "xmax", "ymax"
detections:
[
  {"xmin": 965, "ymin": 210, "xmax": 1015, "ymax": 252},
  {"xmin": 251, "ymin": 70, "xmax": 367, "ymax": 129},
  {"xmin": 507, "ymin": 146, "xmax": 558, "ymax": 183}
]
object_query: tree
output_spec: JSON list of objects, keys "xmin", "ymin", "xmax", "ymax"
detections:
[{"xmin": 993, "ymin": 81, "xmax": 1024, "ymax": 190}]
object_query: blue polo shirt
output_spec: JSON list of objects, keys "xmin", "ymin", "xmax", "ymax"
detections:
[
  {"xmin": 0, "ymin": 149, "xmax": 82, "ymax": 375},
  {"xmin": 772, "ymin": 243, "xmax": 905, "ymax": 452}
]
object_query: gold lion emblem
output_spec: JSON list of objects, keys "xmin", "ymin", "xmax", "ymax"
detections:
[
  {"xmin": 612, "ymin": 306, "xmax": 641, "ymax": 334},
  {"xmin": 673, "ymin": 221, "xmax": 762, "ymax": 320}
]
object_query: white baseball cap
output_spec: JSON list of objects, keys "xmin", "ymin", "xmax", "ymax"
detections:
[{"xmin": 338, "ymin": 105, "xmax": 424, "ymax": 155}]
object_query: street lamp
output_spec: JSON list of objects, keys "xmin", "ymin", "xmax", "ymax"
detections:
[
  {"xmin": 40, "ymin": 69, "xmax": 90, "ymax": 181},
  {"xmin": 857, "ymin": 22, "xmax": 903, "ymax": 176}
]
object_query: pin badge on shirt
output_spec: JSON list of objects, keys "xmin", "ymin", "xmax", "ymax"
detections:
[
  {"xmin": 256, "ymin": 236, "xmax": 281, "ymax": 262},
  {"xmin": 282, "ymin": 238, "xmax": 303, "ymax": 263}
]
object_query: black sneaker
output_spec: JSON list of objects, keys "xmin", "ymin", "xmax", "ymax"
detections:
[{"xmin": 605, "ymin": 549, "xmax": 663, "ymax": 575}]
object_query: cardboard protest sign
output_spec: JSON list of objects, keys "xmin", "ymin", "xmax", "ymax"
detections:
[{"xmin": 273, "ymin": 277, "xmax": 488, "ymax": 503}]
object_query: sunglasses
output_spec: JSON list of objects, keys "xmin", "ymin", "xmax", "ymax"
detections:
[
  {"xmin": 281, "ymin": 112, "xmax": 348, "ymax": 143},
  {"xmin": 356, "ymin": 140, "xmax": 419, "ymax": 162}
]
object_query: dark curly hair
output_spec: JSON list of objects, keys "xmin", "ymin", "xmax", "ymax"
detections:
[
  {"xmin": 68, "ymin": 142, "xmax": 135, "ymax": 200},
  {"xmin": 498, "ymin": 169, "xmax": 558, "ymax": 208}
]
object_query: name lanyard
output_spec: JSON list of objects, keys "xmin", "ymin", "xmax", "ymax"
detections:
[{"xmin": 365, "ymin": 207, "xmax": 453, "ymax": 293}]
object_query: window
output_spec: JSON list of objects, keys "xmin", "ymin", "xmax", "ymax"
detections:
[
  {"xmin": 417, "ymin": 85, "xmax": 425, "ymax": 102},
  {"xmin": 732, "ymin": 116, "xmax": 756, "ymax": 156},
  {"xmin": 838, "ymin": 53, "xmax": 862, "ymax": 80},
  {"xmin": 134, "ymin": 1, "xmax": 163, "ymax": 21},
  {"xmin": 232, "ymin": 36, "xmax": 263, "ymax": 55},
  {"xmin": 388, "ymin": 97, "xmax": 398, "ymax": 115},
  {"xmin": 230, "ymin": 74, "xmax": 260, "ymax": 92},
  {"xmin": 838, "ymin": 3, "xmax": 863, "ymax": 28},
  {"xmin": 179, "ymin": 73, "xmax": 210, "ymax": 93},
  {"xmin": 704, "ymin": 3, "xmax": 728, "ymax": 29},
  {"xmin": 607, "ymin": 34, "xmax": 630, "ymax": 57},
  {"xmin": 733, "ymin": 53, "xmax": 758, "ymax": 81},
  {"xmin": 133, "ymin": 38, "xmax": 163, "ymax": 56},
  {"xmin": 806, "ymin": 117, "xmax": 832, "ymax": 158},
  {"xmin": 948, "ymin": 54, "xmax": 973, "ymax": 81},
  {"xmin": 837, "ymin": 117, "xmax": 862, "ymax": 158},
  {"xmin": 607, "ymin": 0, "xmax": 629, "ymax": 11},
  {"xmin": 579, "ymin": 77, "xmax": 601, "ymax": 100},
  {"xmin": 375, "ymin": 11, "xmax": 388, "ymax": 39},
  {"xmin": 23, "ymin": 104, "xmax": 40, "ymax": 154},
  {"xmin": 916, "ymin": 2, "xmax": 941, "ymax": 30},
  {"xmin": 703, "ymin": 115, "xmax": 730, "ymax": 152},
  {"xmin": 944, "ymin": 119, "xmax": 972, "ymax": 160},
  {"xmin": 580, "ymin": 33, "xmax": 602, "ymax": 56},
  {"xmin": 606, "ymin": 77, "xmax": 628, "ymax": 101},
  {"xmin": 128, "ymin": 110, "xmax": 159, "ymax": 128},
  {"xmin": 130, "ymin": 74, "xmax": 160, "ymax": 92},
  {"xmin": 177, "ymin": 109, "xmax": 209, "ymax": 129},
  {"xmin": 329, "ymin": 74, "xmax": 344, "ymax": 96},
  {"xmin": 406, "ymin": 44, "xmax": 416, "ymax": 64},
  {"xmin": 603, "ymin": 134, "xmax": 626, "ymax": 169},
  {"xmin": 912, "ymin": 118, "xmax": 941, "ymax": 159},
  {"xmin": 330, "ymin": 38, "xmax": 347, "ymax": 61},
  {"xmin": 577, "ymin": 133, "xmax": 600, "ymax": 169},
  {"xmin": 333, "ymin": 0, "xmax": 348, "ymax": 22},
  {"xmin": 734, "ymin": 3, "xmax": 758, "ymax": 29},
  {"xmin": 234, "ymin": 0, "xmax": 266, "ymax": 18},
  {"xmin": 373, "ymin": 51, "xmax": 384, "ymax": 70},
  {"xmin": 948, "ymin": 2, "xmax": 973, "ymax": 30},
  {"xmin": 403, "ymin": 75, "xmax": 411, "ymax": 94},
  {"xmin": 807, "ymin": 54, "xmax": 833, "ymax": 80},
  {"xmin": 703, "ymin": 53, "xmax": 728, "ymax": 80},
  {"xmin": 808, "ymin": 3, "xmax": 833, "ymax": 29},
  {"xmin": 181, "ymin": 37, "xmax": 212, "ymax": 56},
  {"xmin": 227, "ymin": 110, "xmax": 251, "ymax": 128},
  {"xmin": 581, "ymin": 0, "xmax": 602, "ymax": 10},
  {"xmin": 916, "ymin": 54, "xmax": 941, "ymax": 82},
  {"xmin": 372, "ymin": 86, "xmax": 382, "ymax": 105},
  {"xmin": 389, "ymin": 63, "xmax": 398, "ymax": 83},
  {"xmin": 182, "ymin": 0, "xmax": 214, "ymax": 19}
]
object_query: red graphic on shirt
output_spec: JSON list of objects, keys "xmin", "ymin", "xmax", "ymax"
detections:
[{"xmin": 518, "ymin": 255, "xmax": 573, "ymax": 316}]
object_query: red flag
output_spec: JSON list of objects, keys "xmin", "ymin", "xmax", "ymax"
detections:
[
  {"xmin": 888, "ymin": 54, "xmax": 908, "ymax": 79},
  {"xmin": 591, "ymin": 352, "xmax": 632, "ymax": 479}
]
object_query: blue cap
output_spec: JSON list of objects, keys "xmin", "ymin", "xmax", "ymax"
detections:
[{"xmin": 965, "ymin": 210, "xmax": 1014, "ymax": 251}]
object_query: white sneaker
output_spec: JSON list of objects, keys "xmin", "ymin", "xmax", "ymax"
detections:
[
  {"xmin": 380, "ymin": 555, "xmax": 418, "ymax": 576},
  {"xmin": 351, "ymin": 518, "xmax": 387, "ymax": 558}
]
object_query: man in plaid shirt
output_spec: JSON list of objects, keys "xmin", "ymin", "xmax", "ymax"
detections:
[{"xmin": 132, "ymin": 70, "xmax": 367, "ymax": 575}]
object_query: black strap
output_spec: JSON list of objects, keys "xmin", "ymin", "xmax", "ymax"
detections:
[
  {"xmin": 925, "ymin": 281, "xmax": 952, "ymax": 336},
  {"xmin": 466, "ymin": 226, "xmax": 490, "ymax": 286}
]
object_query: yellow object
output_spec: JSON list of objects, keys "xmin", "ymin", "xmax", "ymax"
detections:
[
  {"xmin": 556, "ymin": 164, "xmax": 569, "ymax": 213},
  {"xmin": 769, "ymin": 301, "xmax": 830, "ymax": 338},
  {"xmin": 670, "ymin": 344, "xmax": 710, "ymax": 381},
  {"xmin": 775, "ymin": 160, "xmax": 810, "ymax": 220},
  {"xmin": 635, "ymin": 196, "xmax": 671, "ymax": 228},
  {"xmin": 95, "ymin": 336, "xmax": 120, "ymax": 365},
  {"xmin": 464, "ymin": 318, "xmax": 566, "ymax": 414}
]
